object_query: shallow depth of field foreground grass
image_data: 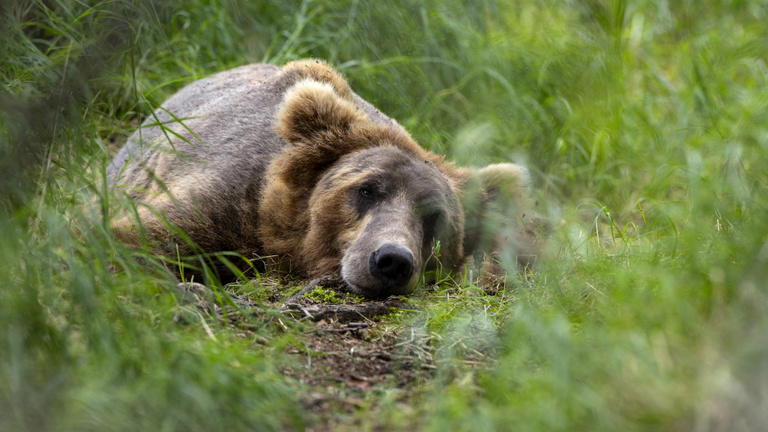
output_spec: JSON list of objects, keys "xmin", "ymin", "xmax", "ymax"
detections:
[{"xmin": 2, "ymin": 0, "xmax": 768, "ymax": 430}]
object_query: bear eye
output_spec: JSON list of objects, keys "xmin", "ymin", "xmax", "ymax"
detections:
[
  {"xmin": 358, "ymin": 185, "xmax": 374, "ymax": 199},
  {"xmin": 357, "ymin": 182, "xmax": 382, "ymax": 202},
  {"xmin": 422, "ymin": 210, "xmax": 443, "ymax": 241},
  {"xmin": 351, "ymin": 183, "xmax": 380, "ymax": 217}
]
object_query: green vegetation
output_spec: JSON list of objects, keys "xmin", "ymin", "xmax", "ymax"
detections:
[
  {"xmin": 2, "ymin": 0, "xmax": 767, "ymax": 430},
  {"xmin": 304, "ymin": 287, "xmax": 363, "ymax": 304}
]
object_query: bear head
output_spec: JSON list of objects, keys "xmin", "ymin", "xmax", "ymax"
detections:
[
  {"xmin": 259, "ymin": 78, "xmax": 466, "ymax": 298},
  {"xmin": 259, "ymin": 71, "xmax": 541, "ymax": 298}
]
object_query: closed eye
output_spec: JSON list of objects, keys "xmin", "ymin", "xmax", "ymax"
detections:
[{"xmin": 422, "ymin": 210, "xmax": 443, "ymax": 242}]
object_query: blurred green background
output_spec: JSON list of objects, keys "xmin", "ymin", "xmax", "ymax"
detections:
[{"xmin": 2, "ymin": 0, "xmax": 767, "ymax": 430}]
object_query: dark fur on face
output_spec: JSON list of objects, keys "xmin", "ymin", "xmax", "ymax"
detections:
[{"xmin": 309, "ymin": 147, "xmax": 463, "ymax": 297}]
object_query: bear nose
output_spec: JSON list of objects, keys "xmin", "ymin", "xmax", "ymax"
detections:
[{"xmin": 369, "ymin": 243, "xmax": 414, "ymax": 289}]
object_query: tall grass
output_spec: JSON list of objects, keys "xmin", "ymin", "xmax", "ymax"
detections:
[{"xmin": 2, "ymin": 0, "xmax": 767, "ymax": 430}]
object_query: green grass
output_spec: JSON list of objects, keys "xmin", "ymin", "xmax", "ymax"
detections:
[{"xmin": 2, "ymin": 0, "xmax": 768, "ymax": 430}]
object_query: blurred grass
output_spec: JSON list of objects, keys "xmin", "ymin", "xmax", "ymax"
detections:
[{"xmin": 2, "ymin": 0, "xmax": 768, "ymax": 430}]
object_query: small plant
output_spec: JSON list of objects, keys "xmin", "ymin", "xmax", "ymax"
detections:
[
  {"xmin": 303, "ymin": 286, "xmax": 363, "ymax": 304},
  {"xmin": 304, "ymin": 286, "xmax": 341, "ymax": 303}
]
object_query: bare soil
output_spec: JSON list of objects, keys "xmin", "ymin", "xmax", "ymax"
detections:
[{"xmin": 176, "ymin": 279, "xmax": 435, "ymax": 430}]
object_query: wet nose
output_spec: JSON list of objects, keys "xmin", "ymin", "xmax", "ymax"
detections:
[{"xmin": 369, "ymin": 243, "xmax": 414, "ymax": 289}]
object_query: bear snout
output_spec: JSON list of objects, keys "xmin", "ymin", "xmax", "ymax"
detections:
[{"xmin": 369, "ymin": 243, "xmax": 415, "ymax": 292}]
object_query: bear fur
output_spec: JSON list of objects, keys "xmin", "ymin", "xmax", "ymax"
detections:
[{"xmin": 108, "ymin": 60, "xmax": 541, "ymax": 297}]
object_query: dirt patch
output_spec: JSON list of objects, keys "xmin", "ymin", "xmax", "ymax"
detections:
[
  {"xmin": 175, "ymin": 280, "xmax": 435, "ymax": 430},
  {"xmin": 284, "ymin": 317, "xmax": 433, "ymax": 431}
]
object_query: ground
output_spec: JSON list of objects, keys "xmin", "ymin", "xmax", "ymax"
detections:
[{"xmin": 177, "ymin": 275, "xmax": 495, "ymax": 430}]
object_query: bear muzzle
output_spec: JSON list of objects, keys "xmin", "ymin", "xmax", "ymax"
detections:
[
  {"xmin": 369, "ymin": 243, "xmax": 415, "ymax": 291},
  {"xmin": 340, "ymin": 237, "xmax": 420, "ymax": 298}
]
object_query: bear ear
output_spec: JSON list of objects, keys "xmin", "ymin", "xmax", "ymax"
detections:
[
  {"xmin": 272, "ymin": 79, "xmax": 379, "ymax": 189},
  {"xmin": 275, "ymin": 78, "xmax": 367, "ymax": 147},
  {"xmin": 280, "ymin": 59, "xmax": 354, "ymax": 102},
  {"xmin": 461, "ymin": 163, "xmax": 538, "ymax": 264},
  {"xmin": 473, "ymin": 163, "xmax": 531, "ymax": 201}
]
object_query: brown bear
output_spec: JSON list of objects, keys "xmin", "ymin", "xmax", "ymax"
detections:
[{"xmin": 108, "ymin": 59, "xmax": 541, "ymax": 298}]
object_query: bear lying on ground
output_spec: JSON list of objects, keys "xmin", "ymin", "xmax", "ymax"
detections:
[{"xmin": 108, "ymin": 60, "xmax": 542, "ymax": 298}]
